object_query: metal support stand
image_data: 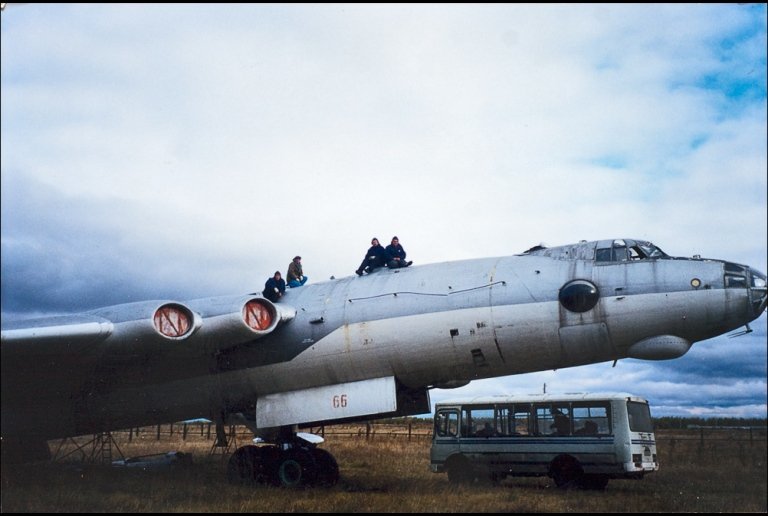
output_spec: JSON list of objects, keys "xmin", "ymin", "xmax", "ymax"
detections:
[
  {"xmin": 51, "ymin": 431, "xmax": 125, "ymax": 465},
  {"xmin": 209, "ymin": 423, "xmax": 238, "ymax": 456}
]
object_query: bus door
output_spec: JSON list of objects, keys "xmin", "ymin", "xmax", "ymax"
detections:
[{"xmin": 431, "ymin": 408, "xmax": 461, "ymax": 468}]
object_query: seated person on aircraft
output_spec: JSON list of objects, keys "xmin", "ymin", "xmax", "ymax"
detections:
[
  {"xmin": 355, "ymin": 237, "xmax": 387, "ymax": 276},
  {"xmin": 385, "ymin": 236, "xmax": 412, "ymax": 269},
  {"xmin": 286, "ymin": 255, "xmax": 308, "ymax": 287},
  {"xmin": 262, "ymin": 271, "xmax": 286, "ymax": 302}
]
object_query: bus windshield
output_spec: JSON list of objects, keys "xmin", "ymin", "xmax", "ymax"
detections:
[{"xmin": 627, "ymin": 401, "xmax": 654, "ymax": 432}]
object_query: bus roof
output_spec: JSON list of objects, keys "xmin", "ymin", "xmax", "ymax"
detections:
[{"xmin": 434, "ymin": 392, "xmax": 648, "ymax": 407}]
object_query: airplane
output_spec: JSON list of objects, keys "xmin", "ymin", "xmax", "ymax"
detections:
[{"xmin": 1, "ymin": 238, "xmax": 766, "ymax": 487}]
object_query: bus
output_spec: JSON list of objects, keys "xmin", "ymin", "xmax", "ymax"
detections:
[{"xmin": 430, "ymin": 392, "xmax": 659, "ymax": 489}]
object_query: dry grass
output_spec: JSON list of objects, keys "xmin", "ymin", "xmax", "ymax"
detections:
[{"xmin": 1, "ymin": 426, "xmax": 765, "ymax": 512}]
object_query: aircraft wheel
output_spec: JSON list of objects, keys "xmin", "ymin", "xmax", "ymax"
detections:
[
  {"xmin": 310, "ymin": 448, "xmax": 339, "ymax": 487},
  {"xmin": 275, "ymin": 448, "xmax": 318, "ymax": 488},
  {"xmin": 227, "ymin": 445, "xmax": 269, "ymax": 485}
]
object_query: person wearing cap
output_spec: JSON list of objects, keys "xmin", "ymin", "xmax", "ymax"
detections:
[
  {"xmin": 262, "ymin": 271, "xmax": 286, "ymax": 302},
  {"xmin": 385, "ymin": 236, "xmax": 412, "ymax": 269},
  {"xmin": 287, "ymin": 256, "xmax": 308, "ymax": 287},
  {"xmin": 355, "ymin": 237, "xmax": 387, "ymax": 276}
]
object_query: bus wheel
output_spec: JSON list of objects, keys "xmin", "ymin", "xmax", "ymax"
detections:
[
  {"xmin": 551, "ymin": 456, "xmax": 583, "ymax": 488},
  {"xmin": 446, "ymin": 455, "xmax": 475, "ymax": 484},
  {"xmin": 579, "ymin": 474, "xmax": 609, "ymax": 490}
]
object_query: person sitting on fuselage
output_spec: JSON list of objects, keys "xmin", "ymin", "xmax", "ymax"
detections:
[{"xmin": 356, "ymin": 237, "xmax": 387, "ymax": 276}]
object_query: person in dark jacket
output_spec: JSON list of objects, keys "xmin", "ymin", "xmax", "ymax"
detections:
[
  {"xmin": 385, "ymin": 236, "xmax": 412, "ymax": 269},
  {"xmin": 262, "ymin": 271, "xmax": 286, "ymax": 302},
  {"xmin": 355, "ymin": 237, "xmax": 387, "ymax": 276}
]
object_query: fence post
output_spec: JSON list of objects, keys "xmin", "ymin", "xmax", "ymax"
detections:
[{"xmin": 156, "ymin": 424, "xmax": 161, "ymax": 441}]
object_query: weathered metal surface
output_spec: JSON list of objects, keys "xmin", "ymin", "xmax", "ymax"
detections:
[{"xmin": 1, "ymin": 238, "xmax": 764, "ymax": 458}]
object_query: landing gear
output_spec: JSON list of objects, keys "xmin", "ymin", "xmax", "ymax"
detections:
[
  {"xmin": 227, "ymin": 432, "xmax": 339, "ymax": 488},
  {"xmin": 275, "ymin": 448, "xmax": 317, "ymax": 487}
]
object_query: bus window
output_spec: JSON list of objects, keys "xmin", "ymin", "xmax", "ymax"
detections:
[
  {"xmin": 572, "ymin": 403, "xmax": 610, "ymax": 435},
  {"xmin": 513, "ymin": 405, "xmax": 532, "ymax": 436},
  {"xmin": 464, "ymin": 406, "xmax": 495, "ymax": 437},
  {"xmin": 496, "ymin": 405, "xmax": 510, "ymax": 436},
  {"xmin": 551, "ymin": 404, "xmax": 571, "ymax": 436},
  {"xmin": 535, "ymin": 404, "xmax": 571, "ymax": 436},
  {"xmin": 495, "ymin": 404, "xmax": 532, "ymax": 436},
  {"xmin": 434, "ymin": 409, "xmax": 459, "ymax": 437},
  {"xmin": 534, "ymin": 405, "xmax": 551, "ymax": 435}
]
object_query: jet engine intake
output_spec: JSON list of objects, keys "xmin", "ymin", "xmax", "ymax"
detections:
[
  {"xmin": 186, "ymin": 296, "xmax": 296, "ymax": 350},
  {"xmin": 86, "ymin": 300, "xmax": 202, "ymax": 346},
  {"xmin": 152, "ymin": 303, "xmax": 199, "ymax": 339}
]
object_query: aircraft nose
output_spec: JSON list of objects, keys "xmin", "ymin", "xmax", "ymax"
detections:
[{"xmin": 749, "ymin": 267, "xmax": 767, "ymax": 317}]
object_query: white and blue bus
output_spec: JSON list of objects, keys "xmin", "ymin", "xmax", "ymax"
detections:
[{"xmin": 430, "ymin": 392, "xmax": 659, "ymax": 489}]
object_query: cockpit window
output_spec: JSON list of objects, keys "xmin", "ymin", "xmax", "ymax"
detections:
[
  {"xmin": 596, "ymin": 240, "xmax": 667, "ymax": 263},
  {"xmin": 596, "ymin": 241, "xmax": 628, "ymax": 262},
  {"xmin": 637, "ymin": 243, "xmax": 667, "ymax": 258},
  {"xmin": 725, "ymin": 275, "xmax": 748, "ymax": 288}
]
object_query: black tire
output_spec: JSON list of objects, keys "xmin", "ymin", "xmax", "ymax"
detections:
[
  {"xmin": 551, "ymin": 456, "xmax": 583, "ymax": 489},
  {"xmin": 227, "ymin": 445, "xmax": 265, "ymax": 485},
  {"xmin": 275, "ymin": 448, "xmax": 318, "ymax": 488},
  {"xmin": 310, "ymin": 448, "xmax": 339, "ymax": 487},
  {"xmin": 446, "ymin": 455, "xmax": 476, "ymax": 484}
]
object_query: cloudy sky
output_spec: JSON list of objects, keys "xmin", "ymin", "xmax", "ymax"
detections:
[{"xmin": 2, "ymin": 4, "xmax": 766, "ymax": 418}]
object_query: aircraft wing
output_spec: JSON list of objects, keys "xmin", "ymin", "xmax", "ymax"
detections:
[
  {"xmin": 1, "ymin": 295, "xmax": 296, "ymax": 376},
  {"xmin": 1, "ymin": 314, "xmax": 114, "ymax": 349},
  {"xmin": 1, "ymin": 294, "xmax": 296, "ymax": 445}
]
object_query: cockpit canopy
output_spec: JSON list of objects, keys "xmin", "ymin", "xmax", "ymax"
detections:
[
  {"xmin": 522, "ymin": 239, "xmax": 669, "ymax": 263},
  {"xmin": 594, "ymin": 239, "xmax": 668, "ymax": 262}
]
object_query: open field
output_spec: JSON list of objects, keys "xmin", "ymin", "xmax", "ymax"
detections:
[{"xmin": 2, "ymin": 425, "xmax": 766, "ymax": 513}]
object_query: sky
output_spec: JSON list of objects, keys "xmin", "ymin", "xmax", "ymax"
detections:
[{"xmin": 1, "ymin": 4, "xmax": 766, "ymax": 419}]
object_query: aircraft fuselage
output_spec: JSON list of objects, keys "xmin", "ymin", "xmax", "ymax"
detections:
[{"xmin": 2, "ymin": 238, "xmax": 765, "ymax": 449}]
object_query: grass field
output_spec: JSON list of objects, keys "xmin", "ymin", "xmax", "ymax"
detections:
[{"xmin": 1, "ymin": 425, "xmax": 765, "ymax": 512}]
